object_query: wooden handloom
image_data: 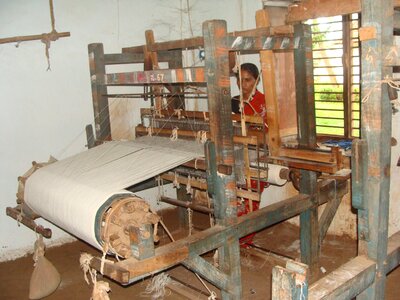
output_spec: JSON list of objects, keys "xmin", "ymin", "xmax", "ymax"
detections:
[
  {"xmin": 81, "ymin": 11, "xmax": 352, "ymax": 299},
  {"xmin": 6, "ymin": 9, "xmax": 366, "ymax": 300}
]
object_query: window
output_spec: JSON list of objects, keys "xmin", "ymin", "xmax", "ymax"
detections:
[{"xmin": 306, "ymin": 14, "xmax": 361, "ymax": 138}]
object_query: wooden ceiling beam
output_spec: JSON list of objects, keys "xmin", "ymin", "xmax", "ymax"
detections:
[{"xmin": 287, "ymin": 0, "xmax": 400, "ymax": 23}]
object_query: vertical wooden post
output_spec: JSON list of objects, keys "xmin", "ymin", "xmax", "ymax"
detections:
[
  {"xmin": 357, "ymin": 0, "xmax": 393, "ymax": 298},
  {"xmin": 145, "ymin": 30, "xmax": 163, "ymax": 112},
  {"xmin": 202, "ymin": 20, "xmax": 237, "ymax": 224},
  {"xmin": 255, "ymin": 9, "xmax": 281, "ymax": 156},
  {"xmin": 272, "ymin": 260, "xmax": 309, "ymax": 299},
  {"xmin": 203, "ymin": 19, "xmax": 241, "ymax": 300},
  {"xmin": 88, "ymin": 43, "xmax": 111, "ymax": 142},
  {"xmin": 294, "ymin": 24, "xmax": 319, "ymax": 276},
  {"xmin": 167, "ymin": 49, "xmax": 185, "ymax": 109}
]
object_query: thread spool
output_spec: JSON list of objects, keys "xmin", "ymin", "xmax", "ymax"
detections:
[{"xmin": 266, "ymin": 164, "xmax": 289, "ymax": 186}]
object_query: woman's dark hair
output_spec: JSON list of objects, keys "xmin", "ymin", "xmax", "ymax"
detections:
[{"xmin": 238, "ymin": 63, "xmax": 259, "ymax": 80}]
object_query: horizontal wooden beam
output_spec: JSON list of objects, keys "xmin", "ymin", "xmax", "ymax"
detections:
[
  {"xmin": 122, "ymin": 25, "xmax": 294, "ymax": 53},
  {"xmin": 287, "ymin": 0, "xmax": 400, "ymax": 23},
  {"xmin": 135, "ymin": 125, "xmax": 259, "ymax": 145},
  {"xmin": 97, "ymin": 194, "xmax": 310, "ymax": 283},
  {"xmin": 308, "ymin": 255, "xmax": 376, "ymax": 299},
  {"xmin": 385, "ymin": 230, "xmax": 400, "ymax": 274},
  {"xmin": 141, "ymin": 108, "xmax": 263, "ymax": 125},
  {"xmin": 6, "ymin": 206, "xmax": 52, "ymax": 238},
  {"xmin": 104, "ymin": 53, "xmax": 145, "ymax": 65},
  {"xmin": 278, "ymin": 147, "xmax": 337, "ymax": 165},
  {"xmin": 0, "ymin": 31, "xmax": 70, "ymax": 44},
  {"xmin": 160, "ymin": 196, "xmax": 213, "ymax": 214},
  {"xmin": 237, "ymin": 193, "xmax": 312, "ymax": 237},
  {"xmin": 161, "ymin": 172, "xmax": 260, "ymax": 201},
  {"xmin": 262, "ymin": 155, "xmax": 339, "ymax": 173},
  {"xmin": 100, "ymin": 67, "xmax": 205, "ymax": 85}
]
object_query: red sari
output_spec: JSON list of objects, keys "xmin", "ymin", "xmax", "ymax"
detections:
[{"xmin": 237, "ymin": 90, "xmax": 268, "ymax": 246}]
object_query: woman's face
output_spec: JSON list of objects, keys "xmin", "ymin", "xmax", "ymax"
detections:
[{"xmin": 237, "ymin": 69, "xmax": 257, "ymax": 99}]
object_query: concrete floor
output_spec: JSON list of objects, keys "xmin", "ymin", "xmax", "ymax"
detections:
[{"xmin": 1, "ymin": 218, "xmax": 400, "ymax": 299}]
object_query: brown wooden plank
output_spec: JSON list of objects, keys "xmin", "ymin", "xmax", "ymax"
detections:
[
  {"xmin": 104, "ymin": 67, "xmax": 205, "ymax": 85},
  {"xmin": 279, "ymin": 147, "xmax": 336, "ymax": 164},
  {"xmin": 0, "ymin": 31, "xmax": 70, "ymax": 44},
  {"xmin": 287, "ymin": 0, "xmax": 400, "ymax": 23},
  {"xmin": 262, "ymin": 155, "xmax": 338, "ymax": 173},
  {"xmin": 89, "ymin": 257, "xmax": 131, "ymax": 283},
  {"xmin": 103, "ymin": 53, "xmax": 145, "ymax": 65},
  {"xmin": 117, "ymin": 244, "xmax": 189, "ymax": 280},
  {"xmin": 256, "ymin": 10, "xmax": 281, "ymax": 157}
]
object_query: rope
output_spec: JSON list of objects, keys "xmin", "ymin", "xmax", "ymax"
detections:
[
  {"xmin": 156, "ymin": 176, "xmax": 164, "ymax": 205},
  {"xmin": 362, "ymin": 76, "xmax": 400, "ymax": 103},
  {"xmin": 173, "ymin": 172, "xmax": 180, "ymax": 188},
  {"xmin": 147, "ymin": 126, "xmax": 153, "ymax": 136},
  {"xmin": 79, "ymin": 252, "xmax": 94, "ymax": 285},
  {"xmin": 170, "ymin": 127, "xmax": 179, "ymax": 141},
  {"xmin": 203, "ymin": 111, "xmax": 209, "ymax": 121},
  {"xmin": 186, "ymin": 175, "xmax": 192, "ymax": 194},
  {"xmin": 187, "ymin": 207, "xmax": 193, "ymax": 236},
  {"xmin": 174, "ymin": 109, "xmax": 184, "ymax": 119},
  {"xmin": 200, "ymin": 130, "xmax": 208, "ymax": 144},
  {"xmin": 155, "ymin": 207, "xmax": 217, "ymax": 299}
]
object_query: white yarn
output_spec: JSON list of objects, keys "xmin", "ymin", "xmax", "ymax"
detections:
[{"xmin": 145, "ymin": 272, "xmax": 171, "ymax": 300}]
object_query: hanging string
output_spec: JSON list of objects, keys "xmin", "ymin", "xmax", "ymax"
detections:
[
  {"xmin": 155, "ymin": 206, "xmax": 217, "ymax": 299},
  {"xmin": 173, "ymin": 172, "xmax": 180, "ymax": 188},
  {"xmin": 362, "ymin": 76, "xmax": 400, "ymax": 103},
  {"xmin": 170, "ymin": 127, "xmax": 179, "ymax": 141},
  {"xmin": 187, "ymin": 207, "xmax": 193, "ymax": 236},
  {"xmin": 203, "ymin": 111, "xmax": 209, "ymax": 121},
  {"xmin": 156, "ymin": 175, "xmax": 164, "ymax": 205},
  {"xmin": 186, "ymin": 175, "xmax": 192, "ymax": 194},
  {"xmin": 146, "ymin": 125, "xmax": 153, "ymax": 136}
]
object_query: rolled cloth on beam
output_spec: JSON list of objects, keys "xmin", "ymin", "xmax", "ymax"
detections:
[{"xmin": 24, "ymin": 137, "xmax": 203, "ymax": 250}]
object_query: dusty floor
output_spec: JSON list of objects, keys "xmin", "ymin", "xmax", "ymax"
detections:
[{"xmin": 1, "ymin": 214, "xmax": 400, "ymax": 300}]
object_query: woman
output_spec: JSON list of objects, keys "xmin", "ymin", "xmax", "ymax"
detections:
[
  {"xmin": 232, "ymin": 63, "xmax": 269, "ymax": 246},
  {"xmin": 231, "ymin": 63, "xmax": 267, "ymax": 129}
]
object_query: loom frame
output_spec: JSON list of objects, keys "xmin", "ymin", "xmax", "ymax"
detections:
[{"xmin": 84, "ymin": 17, "xmax": 353, "ymax": 299}]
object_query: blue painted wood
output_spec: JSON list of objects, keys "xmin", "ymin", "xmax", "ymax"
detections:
[
  {"xmin": 184, "ymin": 254, "xmax": 229, "ymax": 290},
  {"xmin": 203, "ymin": 19, "xmax": 240, "ymax": 300},
  {"xmin": 272, "ymin": 260, "xmax": 308, "ymax": 299},
  {"xmin": 294, "ymin": 23, "xmax": 319, "ymax": 275},
  {"xmin": 357, "ymin": 0, "xmax": 393, "ymax": 298},
  {"xmin": 309, "ymin": 255, "xmax": 376, "ymax": 300}
]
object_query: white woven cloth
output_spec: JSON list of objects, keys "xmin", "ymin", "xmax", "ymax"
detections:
[{"xmin": 25, "ymin": 137, "xmax": 203, "ymax": 249}]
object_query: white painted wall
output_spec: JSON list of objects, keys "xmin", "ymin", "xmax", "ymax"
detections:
[{"xmin": 0, "ymin": 0, "xmax": 263, "ymax": 261}]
